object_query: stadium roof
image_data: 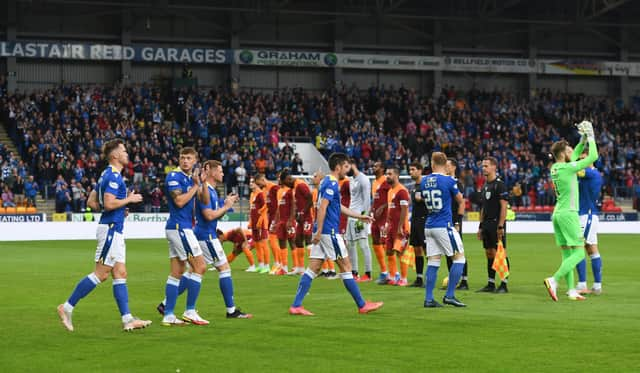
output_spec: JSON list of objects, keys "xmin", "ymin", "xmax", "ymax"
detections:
[
  {"xmin": 6, "ymin": 0, "xmax": 640, "ymax": 52},
  {"xmin": 11, "ymin": 0, "xmax": 639, "ymax": 27}
]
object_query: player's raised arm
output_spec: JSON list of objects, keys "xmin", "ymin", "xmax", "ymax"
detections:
[
  {"xmin": 572, "ymin": 121, "xmax": 599, "ymax": 169},
  {"xmin": 575, "ymin": 141, "xmax": 598, "ymax": 170},
  {"xmin": 571, "ymin": 131, "xmax": 587, "ymax": 162},
  {"xmin": 168, "ymin": 178, "xmax": 199, "ymax": 209},
  {"xmin": 197, "ymin": 168, "xmax": 210, "ymax": 206},
  {"xmin": 571, "ymin": 141, "xmax": 586, "ymax": 162},
  {"xmin": 201, "ymin": 192, "xmax": 238, "ymax": 222}
]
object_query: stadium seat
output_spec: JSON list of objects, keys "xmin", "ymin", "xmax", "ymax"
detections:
[
  {"xmin": 5, "ymin": 207, "xmax": 17, "ymax": 214},
  {"xmin": 25, "ymin": 207, "xmax": 37, "ymax": 214},
  {"xmin": 0, "ymin": 207, "xmax": 5, "ymax": 214},
  {"xmin": 16, "ymin": 206, "xmax": 26, "ymax": 213}
]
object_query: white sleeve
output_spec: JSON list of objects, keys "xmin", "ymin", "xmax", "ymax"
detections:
[{"xmin": 363, "ymin": 175, "xmax": 371, "ymax": 212}]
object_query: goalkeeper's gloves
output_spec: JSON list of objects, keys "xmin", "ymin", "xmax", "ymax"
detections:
[
  {"xmin": 580, "ymin": 120, "xmax": 595, "ymax": 142},
  {"xmin": 355, "ymin": 211, "xmax": 366, "ymax": 232}
]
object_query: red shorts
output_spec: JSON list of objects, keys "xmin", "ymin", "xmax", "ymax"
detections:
[
  {"xmin": 372, "ymin": 224, "xmax": 384, "ymax": 244},
  {"xmin": 295, "ymin": 215, "xmax": 313, "ymax": 237},
  {"xmin": 384, "ymin": 223, "xmax": 408, "ymax": 251},
  {"xmin": 385, "ymin": 235, "xmax": 408, "ymax": 252},
  {"xmin": 276, "ymin": 221, "xmax": 296, "ymax": 241},
  {"xmin": 252, "ymin": 228, "xmax": 268, "ymax": 241}
]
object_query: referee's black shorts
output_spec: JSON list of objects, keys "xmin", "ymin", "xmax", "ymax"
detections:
[
  {"xmin": 409, "ymin": 219, "xmax": 425, "ymax": 247},
  {"xmin": 481, "ymin": 220, "xmax": 507, "ymax": 249}
]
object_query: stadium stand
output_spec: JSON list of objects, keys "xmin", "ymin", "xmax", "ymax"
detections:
[{"xmin": 1, "ymin": 84, "xmax": 639, "ymax": 214}]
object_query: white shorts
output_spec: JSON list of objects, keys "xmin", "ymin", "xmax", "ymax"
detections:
[
  {"xmin": 309, "ymin": 233, "xmax": 349, "ymax": 261},
  {"xmin": 580, "ymin": 214, "xmax": 599, "ymax": 245},
  {"xmin": 166, "ymin": 228, "xmax": 203, "ymax": 261},
  {"xmin": 95, "ymin": 224, "xmax": 125, "ymax": 267},
  {"xmin": 425, "ymin": 227, "xmax": 464, "ymax": 257},
  {"xmin": 199, "ymin": 238, "xmax": 228, "ymax": 267},
  {"xmin": 345, "ymin": 218, "xmax": 369, "ymax": 241}
]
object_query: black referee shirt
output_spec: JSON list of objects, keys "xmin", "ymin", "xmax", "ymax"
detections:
[
  {"xmin": 411, "ymin": 183, "xmax": 427, "ymax": 224},
  {"xmin": 481, "ymin": 177, "xmax": 509, "ymax": 221}
]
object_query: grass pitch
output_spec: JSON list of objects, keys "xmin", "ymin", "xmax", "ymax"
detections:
[{"xmin": 0, "ymin": 234, "xmax": 638, "ymax": 372}]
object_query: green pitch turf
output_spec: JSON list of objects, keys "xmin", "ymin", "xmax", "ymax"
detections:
[{"xmin": 0, "ymin": 234, "xmax": 638, "ymax": 372}]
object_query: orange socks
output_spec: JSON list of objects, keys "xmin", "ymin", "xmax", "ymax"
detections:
[
  {"xmin": 260, "ymin": 241, "xmax": 269, "ymax": 265},
  {"xmin": 322, "ymin": 259, "xmax": 335, "ymax": 271},
  {"xmin": 269, "ymin": 235, "xmax": 280, "ymax": 265},
  {"xmin": 295, "ymin": 247, "xmax": 305, "ymax": 268},
  {"xmin": 400, "ymin": 255, "xmax": 408, "ymax": 279},
  {"xmin": 387, "ymin": 254, "xmax": 398, "ymax": 276},
  {"xmin": 374, "ymin": 245, "xmax": 387, "ymax": 273},
  {"xmin": 280, "ymin": 248, "xmax": 289, "ymax": 269},
  {"xmin": 243, "ymin": 247, "xmax": 255, "ymax": 266},
  {"xmin": 255, "ymin": 242, "xmax": 263, "ymax": 264}
]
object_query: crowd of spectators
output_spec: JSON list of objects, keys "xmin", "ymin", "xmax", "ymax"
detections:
[{"xmin": 1, "ymin": 81, "xmax": 640, "ymax": 213}]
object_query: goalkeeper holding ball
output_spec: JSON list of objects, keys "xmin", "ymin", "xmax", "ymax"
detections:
[{"xmin": 544, "ymin": 121, "xmax": 599, "ymax": 301}]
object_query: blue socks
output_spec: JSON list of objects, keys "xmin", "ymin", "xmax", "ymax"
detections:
[
  {"xmin": 291, "ymin": 270, "xmax": 367, "ymax": 309},
  {"xmin": 425, "ymin": 261, "xmax": 440, "ymax": 302},
  {"xmin": 112, "ymin": 278, "xmax": 130, "ymax": 317},
  {"xmin": 219, "ymin": 270, "xmax": 235, "ymax": 310},
  {"xmin": 446, "ymin": 260, "xmax": 465, "ymax": 298},
  {"xmin": 164, "ymin": 276, "xmax": 180, "ymax": 316},
  {"xmin": 178, "ymin": 273, "xmax": 190, "ymax": 296},
  {"xmin": 341, "ymin": 272, "xmax": 366, "ymax": 308},
  {"xmin": 577, "ymin": 259, "xmax": 587, "ymax": 282},
  {"xmin": 67, "ymin": 273, "xmax": 101, "ymax": 307},
  {"xmin": 186, "ymin": 273, "xmax": 202, "ymax": 311},
  {"xmin": 292, "ymin": 269, "xmax": 316, "ymax": 307},
  {"xmin": 591, "ymin": 254, "xmax": 602, "ymax": 283},
  {"xmin": 577, "ymin": 254, "xmax": 603, "ymax": 284}
]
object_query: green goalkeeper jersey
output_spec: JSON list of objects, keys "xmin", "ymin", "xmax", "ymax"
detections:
[{"xmin": 551, "ymin": 140, "xmax": 598, "ymax": 213}]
